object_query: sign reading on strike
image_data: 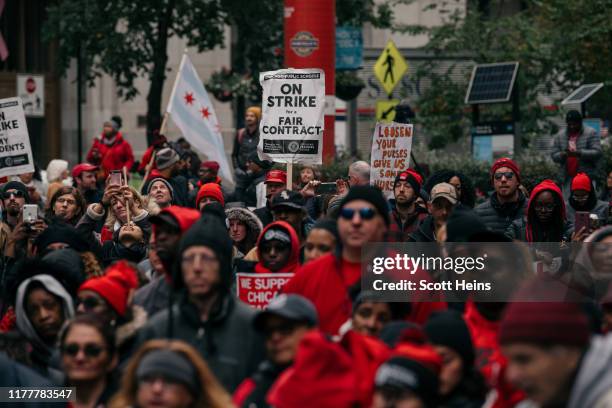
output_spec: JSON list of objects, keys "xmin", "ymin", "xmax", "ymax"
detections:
[
  {"xmin": 370, "ymin": 122, "xmax": 414, "ymax": 197},
  {"xmin": 258, "ymin": 69, "xmax": 325, "ymax": 165},
  {"xmin": 236, "ymin": 273, "xmax": 294, "ymax": 309},
  {"xmin": 0, "ymin": 97, "xmax": 35, "ymax": 178}
]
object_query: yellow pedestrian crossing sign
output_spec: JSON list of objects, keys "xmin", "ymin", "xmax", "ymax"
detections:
[
  {"xmin": 374, "ymin": 40, "xmax": 408, "ymax": 96},
  {"xmin": 376, "ymin": 99, "xmax": 400, "ymax": 122}
]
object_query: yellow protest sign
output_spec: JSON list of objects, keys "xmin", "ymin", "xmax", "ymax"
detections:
[
  {"xmin": 373, "ymin": 40, "xmax": 408, "ymax": 96},
  {"xmin": 376, "ymin": 99, "xmax": 400, "ymax": 122}
]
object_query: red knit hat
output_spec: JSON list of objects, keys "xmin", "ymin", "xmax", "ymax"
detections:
[
  {"xmin": 571, "ymin": 172, "xmax": 592, "ymax": 192},
  {"xmin": 196, "ymin": 182, "xmax": 224, "ymax": 207},
  {"xmin": 200, "ymin": 161, "xmax": 220, "ymax": 173},
  {"xmin": 490, "ymin": 157, "xmax": 521, "ymax": 184},
  {"xmin": 78, "ymin": 261, "xmax": 138, "ymax": 317},
  {"xmin": 499, "ymin": 280, "xmax": 590, "ymax": 347}
]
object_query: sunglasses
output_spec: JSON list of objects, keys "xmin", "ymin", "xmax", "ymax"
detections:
[
  {"xmin": 76, "ymin": 297, "xmax": 102, "ymax": 310},
  {"xmin": 2, "ymin": 190, "xmax": 25, "ymax": 199},
  {"xmin": 62, "ymin": 343, "xmax": 105, "ymax": 358},
  {"xmin": 494, "ymin": 172, "xmax": 514, "ymax": 181},
  {"xmin": 339, "ymin": 207, "xmax": 376, "ymax": 221}
]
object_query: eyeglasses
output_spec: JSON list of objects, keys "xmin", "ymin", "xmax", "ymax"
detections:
[
  {"xmin": 339, "ymin": 207, "xmax": 376, "ymax": 221},
  {"xmin": 494, "ymin": 172, "xmax": 514, "ymax": 181},
  {"xmin": 2, "ymin": 190, "xmax": 25, "ymax": 199},
  {"xmin": 76, "ymin": 297, "xmax": 102, "ymax": 310},
  {"xmin": 535, "ymin": 203, "xmax": 556, "ymax": 212},
  {"xmin": 181, "ymin": 252, "xmax": 218, "ymax": 266},
  {"xmin": 62, "ymin": 343, "xmax": 105, "ymax": 358}
]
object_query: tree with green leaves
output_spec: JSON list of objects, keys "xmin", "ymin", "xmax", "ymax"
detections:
[
  {"xmin": 395, "ymin": 0, "xmax": 612, "ymax": 149},
  {"xmin": 43, "ymin": 0, "xmax": 227, "ymax": 144}
]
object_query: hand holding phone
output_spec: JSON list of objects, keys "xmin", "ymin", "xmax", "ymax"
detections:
[
  {"xmin": 109, "ymin": 171, "xmax": 123, "ymax": 186},
  {"xmin": 22, "ymin": 204, "xmax": 38, "ymax": 224},
  {"xmin": 574, "ymin": 211, "xmax": 590, "ymax": 235}
]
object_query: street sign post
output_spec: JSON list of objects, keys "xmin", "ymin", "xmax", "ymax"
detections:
[
  {"xmin": 376, "ymin": 99, "xmax": 400, "ymax": 122},
  {"xmin": 374, "ymin": 40, "xmax": 408, "ymax": 96}
]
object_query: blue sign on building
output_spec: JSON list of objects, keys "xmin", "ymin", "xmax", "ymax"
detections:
[{"xmin": 336, "ymin": 27, "xmax": 363, "ymax": 70}]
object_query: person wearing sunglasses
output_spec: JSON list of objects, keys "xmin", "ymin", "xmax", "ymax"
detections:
[
  {"xmin": 59, "ymin": 314, "xmax": 119, "ymax": 407},
  {"xmin": 136, "ymin": 213, "xmax": 265, "ymax": 392},
  {"xmin": 303, "ymin": 218, "xmax": 338, "ymax": 264},
  {"xmin": 109, "ymin": 339, "xmax": 232, "ymax": 408},
  {"xmin": 474, "ymin": 157, "xmax": 528, "ymax": 235},
  {"xmin": 409, "ymin": 183, "xmax": 458, "ymax": 243},
  {"xmin": 77, "ymin": 261, "xmax": 146, "ymax": 366},
  {"xmin": 0, "ymin": 181, "xmax": 31, "ymax": 252},
  {"xmin": 234, "ymin": 294, "xmax": 318, "ymax": 408},
  {"xmin": 283, "ymin": 185, "xmax": 390, "ymax": 335}
]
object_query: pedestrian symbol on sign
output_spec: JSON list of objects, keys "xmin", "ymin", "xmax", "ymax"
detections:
[{"xmin": 373, "ymin": 40, "xmax": 409, "ymax": 96}]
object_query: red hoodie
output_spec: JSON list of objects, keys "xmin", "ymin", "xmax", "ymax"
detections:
[
  {"xmin": 255, "ymin": 221, "xmax": 300, "ymax": 274},
  {"xmin": 525, "ymin": 179, "xmax": 566, "ymax": 242},
  {"xmin": 86, "ymin": 131, "xmax": 134, "ymax": 176}
]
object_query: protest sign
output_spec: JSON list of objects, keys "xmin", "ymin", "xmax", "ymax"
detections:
[
  {"xmin": 258, "ymin": 68, "xmax": 325, "ymax": 165},
  {"xmin": 370, "ymin": 121, "xmax": 414, "ymax": 197},
  {"xmin": 236, "ymin": 273, "xmax": 294, "ymax": 309},
  {"xmin": 0, "ymin": 97, "xmax": 35, "ymax": 178}
]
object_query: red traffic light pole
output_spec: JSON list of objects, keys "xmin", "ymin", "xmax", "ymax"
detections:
[{"xmin": 284, "ymin": 0, "xmax": 335, "ymax": 163}]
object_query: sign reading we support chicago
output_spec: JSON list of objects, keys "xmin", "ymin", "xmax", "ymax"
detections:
[
  {"xmin": 258, "ymin": 68, "xmax": 325, "ymax": 165},
  {"xmin": 236, "ymin": 273, "xmax": 294, "ymax": 309},
  {"xmin": 0, "ymin": 97, "xmax": 34, "ymax": 178},
  {"xmin": 370, "ymin": 122, "xmax": 414, "ymax": 197}
]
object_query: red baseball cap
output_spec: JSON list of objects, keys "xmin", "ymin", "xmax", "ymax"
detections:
[
  {"xmin": 265, "ymin": 170, "xmax": 287, "ymax": 185},
  {"xmin": 72, "ymin": 163, "xmax": 98, "ymax": 179}
]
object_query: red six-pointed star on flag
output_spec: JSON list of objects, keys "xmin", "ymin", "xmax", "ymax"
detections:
[
  {"xmin": 184, "ymin": 92, "xmax": 195, "ymax": 105},
  {"xmin": 200, "ymin": 107, "xmax": 211, "ymax": 120}
]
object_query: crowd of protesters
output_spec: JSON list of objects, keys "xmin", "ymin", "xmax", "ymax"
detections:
[{"xmin": 0, "ymin": 108, "xmax": 611, "ymax": 408}]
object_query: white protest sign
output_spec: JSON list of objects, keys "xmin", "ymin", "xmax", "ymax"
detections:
[
  {"xmin": 370, "ymin": 122, "xmax": 414, "ymax": 197},
  {"xmin": 17, "ymin": 74, "xmax": 45, "ymax": 117},
  {"xmin": 258, "ymin": 68, "xmax": 325, "ymax": 165},
  {"xmin": 0, "ymin": 97, "xmax": 35, "ymax": 178}
]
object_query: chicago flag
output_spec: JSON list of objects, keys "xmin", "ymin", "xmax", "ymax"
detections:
[{"xmin": 167, "ymin": 54, "xmax": 234, "ymax": 186}]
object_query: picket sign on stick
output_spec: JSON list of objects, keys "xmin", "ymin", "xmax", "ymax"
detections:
[
  {"xmin": 122, "ymin": 166, "xmax": 131, "ymax": 225},
  {"xmin": 369, "ymin": 121, "xmax": 414, "ymax": 198},
  {"xmin": 0, "ymin": 97, "xmax": 35, "ymax": 178}
]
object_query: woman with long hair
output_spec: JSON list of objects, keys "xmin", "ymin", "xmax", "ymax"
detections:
[
  {"xmin": 59, "ymin": 314, "xmax": 119, "ymax": 407},
  {"xmin": 109, "ymin": 339, "xmax": 233, "ymax": 408}
]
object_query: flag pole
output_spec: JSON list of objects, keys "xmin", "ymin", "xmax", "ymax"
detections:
[{"xmin": 164, "ymin": 51, "xmax": 189, "ymax": 137}]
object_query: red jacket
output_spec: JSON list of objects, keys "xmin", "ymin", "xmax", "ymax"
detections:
[
  {"xmin": 86, "ymin": 132, "xmax": 134, "ymax": 176},
  {"xmin": 283, "ymin": 253, "xmax": 445, "ymax": 335},
  {"xmin": 464, "ymin": 302, "xmax": 524, "ymax": 408},
  {"xmin": 138, "ymin": 145, "xmax": 157, "ymax": 173}
]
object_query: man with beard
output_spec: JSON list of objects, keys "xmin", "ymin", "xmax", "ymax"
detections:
[
  {"xmin": 72, "ymin": 163, "xmax": 102, "ymax": 205},
  {"xmin": 475, "ymin": 158, "xmax": 527, "ymax": 234},
  {"xmin": 141, "ymin": 147, "xmax": 189, "ymax": 207},
  {"xmin": 388, "ymin": 169, "xmax": 428, "ymax": 241},
  {"xmin": 86, "ymin": 119, "xmax": 134, "ymax": 178},
  {"xmin": 133, "ymin": 206, "xmax": 200, "ymax": 316},
  {"xmin": 0, "ymin": 181, "xmax": 31, "ymax": 253}
]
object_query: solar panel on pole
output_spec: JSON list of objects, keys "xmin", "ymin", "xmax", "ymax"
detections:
[
  {"xmin": 465, "ymin": 62, "xmax": 519, "ymax": 104},
  {"xmin": 561, "ymin": 83, "xmax": 604, "ymax": 105}
]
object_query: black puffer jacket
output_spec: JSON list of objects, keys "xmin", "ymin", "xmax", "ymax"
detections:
[{"xmin": 474, "ymin": 192, "xmax": 527, "ymax": 234}]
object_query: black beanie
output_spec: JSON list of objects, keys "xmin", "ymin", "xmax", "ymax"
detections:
[
  {"xmin": 424, "ymin": 310, "xmax": 475, "ymax": 369},
  {"xmin": 445, "ymin": 205, "xmax": 488, "ymax": 242},
  {"xmin": 375, "ymin": 356, "xmax": 439, "ymax": 408},
  {"xmin": 176, "ymin": 215, "xmax": 233, "ymax": 291},
  {"xmin": 35, "ymin": 222, "xmax": 89, "ymax": 253},
  {"xmin": 339, "ymin": 185, "xmax": 390, "ymax": 226},
  {"xmin": 393, "ymin": 169, "xmax": 422, "ymax": 195},
  {"xmin": 1, "ymin": 181, "xmax": 30, "ymax": 203}
]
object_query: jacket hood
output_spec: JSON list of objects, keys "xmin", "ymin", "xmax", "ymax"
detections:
[
  {"xmin": 226, "ymin": 207, "xmax": 263, "ymax": 238},
  {"xmin": 15, "ymin": 274, "xmax": 75, "ymax": 354},
  {"xmin": 568, "ymin": 335, "xmax": 612, "ymax": 408},
  {"xmin": 255, "ymin": 221, "xmax": 300, "ymax": 273},
  {"xmin": 156, "ymin": 206, "xmax": 201, "ymax": 234},
  {"xmin": 526, "ymin": 180, "xmax": 565, "ymax": 242}
]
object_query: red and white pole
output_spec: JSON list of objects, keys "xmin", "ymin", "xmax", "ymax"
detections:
[{"xmin": 284, "ymin": 0, "xmax": 335, "ymax": 163}]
